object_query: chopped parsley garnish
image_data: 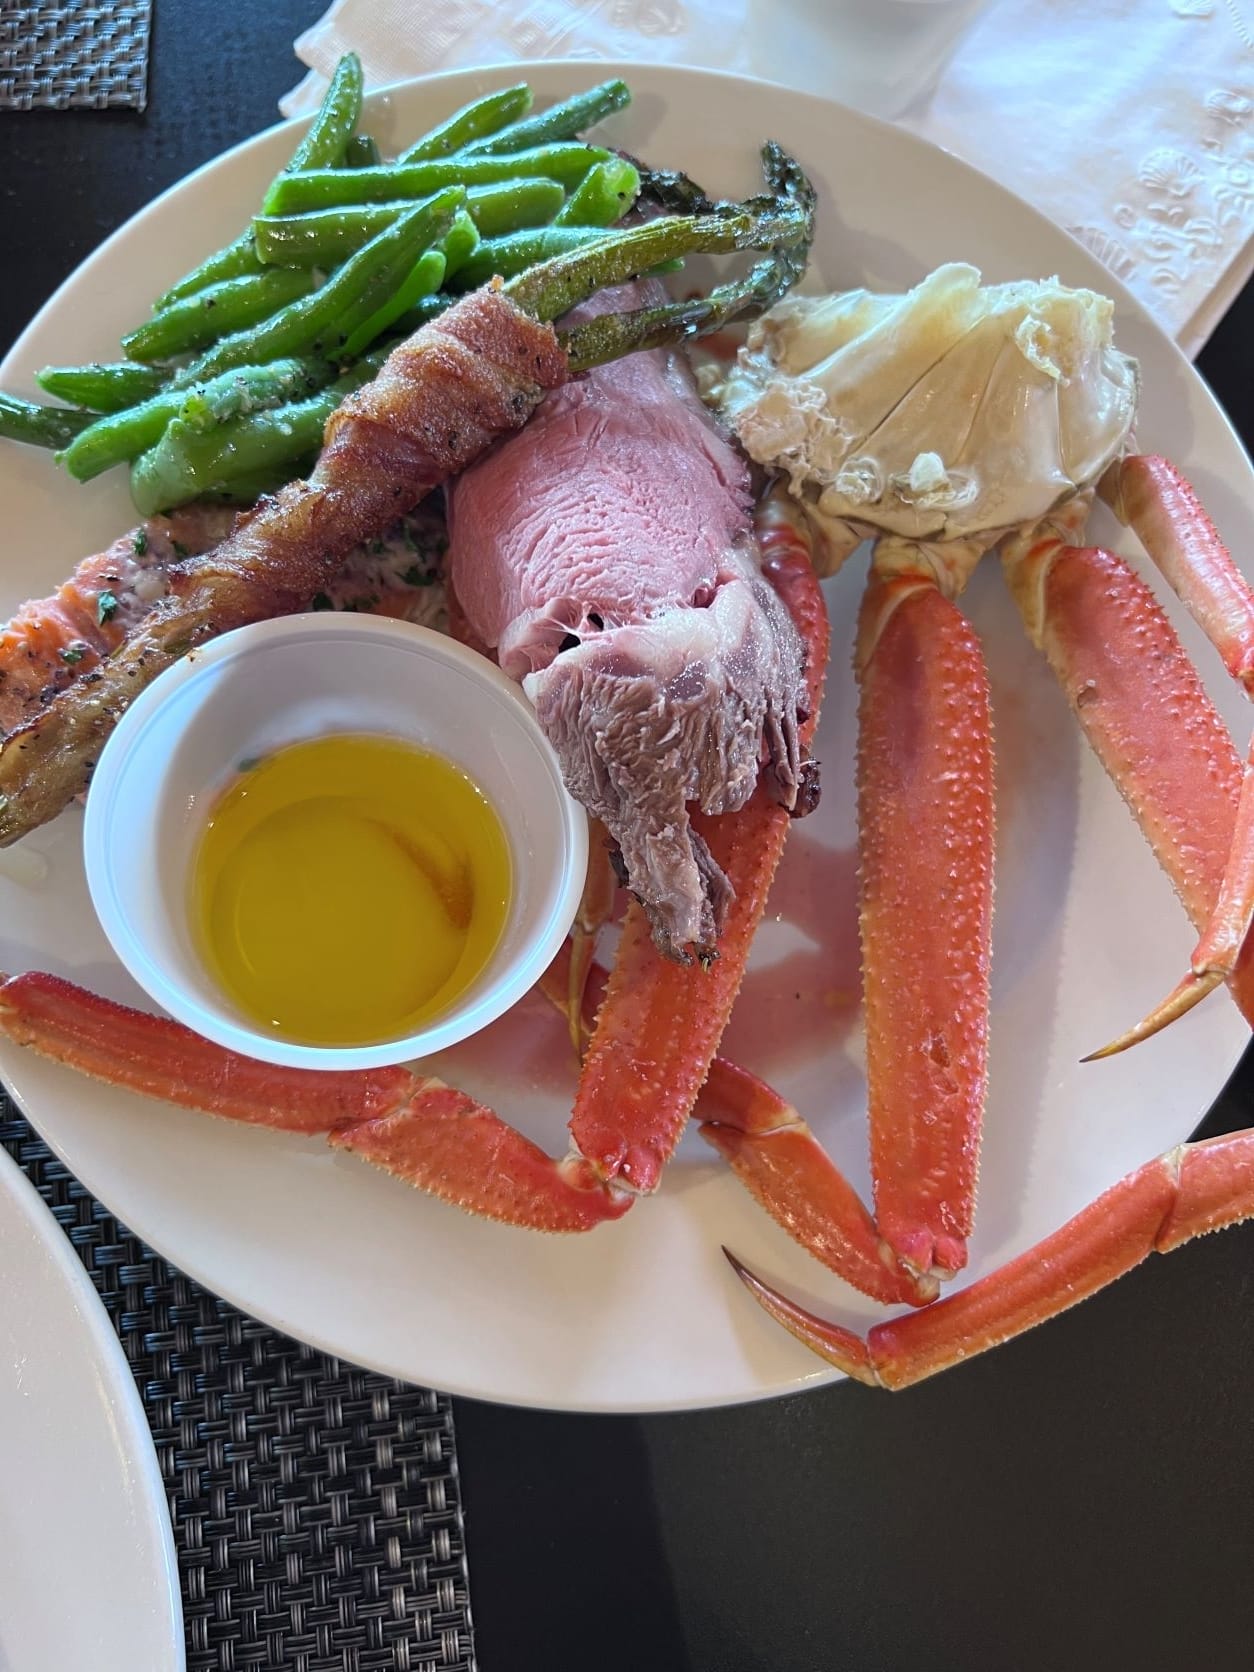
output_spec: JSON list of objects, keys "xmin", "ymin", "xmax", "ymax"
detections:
[
  {"xmin": 310, "ymin": 592, "xmax": 333, "ymax": 611},
  {"xmin": 97, "ymin": 590, "xmax": 118, "ymax": 625},
  {"xmin": 132, "ymin": 527, "xmax": 148, "ymax": 556},
  {"xmin": 60, "ymin": 645, "xmax": 85, "ymax": 665},
  {"xmin": 401, "ymin": 564, "xmax": 427, "ymax": 586},
  {"xmin": 171, "ymin": 540, "xmax": 189, "ymax": 559}
]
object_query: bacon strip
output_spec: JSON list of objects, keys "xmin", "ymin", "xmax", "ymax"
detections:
[{"xmin": 0, "ymin": 287, "xmax": 567, "ymax": 846}]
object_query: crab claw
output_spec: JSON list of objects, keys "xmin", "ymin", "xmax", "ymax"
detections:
[{"xmin": 726, "ymin": 1127, "xmax": 1254, "ymax": 1389}]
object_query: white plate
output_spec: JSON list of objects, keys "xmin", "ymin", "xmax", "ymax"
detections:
[
  {"xmin": 0, "ymin": 63, "xmax": 1250, "ymax": 1414},
  {"xmin": 0, "ymin": 1146, "xmax": 183, "ymax": 1669}
]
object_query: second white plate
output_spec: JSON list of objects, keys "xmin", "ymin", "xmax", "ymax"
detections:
[{"xmin": 0, "ymin": 1146, "xmax": 182, "ymax": 1669}]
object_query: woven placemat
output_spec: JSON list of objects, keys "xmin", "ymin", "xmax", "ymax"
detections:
[
  {"xmin": 0, "ymin": 1096, "xmax": 476, "ymax": 1672},
  {"xmin": 0, "ymin": 0, "xmax": 151, "ymax": 110}
]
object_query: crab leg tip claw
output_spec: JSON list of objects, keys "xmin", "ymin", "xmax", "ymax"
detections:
[
  {"xmin": 722, "ymin": 1247, "xmax": 882, "ymax": 1386},
  {"xmin": 1082, "ymin": 966, "xmax": 1225, "ymax": 1062}
]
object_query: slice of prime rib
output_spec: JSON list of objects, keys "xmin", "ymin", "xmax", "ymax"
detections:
[{"xmin": 447, "ymin": 282, "xmax": 809, "ymax": 960}]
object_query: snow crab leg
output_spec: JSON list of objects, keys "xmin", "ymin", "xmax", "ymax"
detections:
[
  {"xmin": 728, "ymin": 1127, "xmax": 1254, "ymax": 1389},
  {"xmin": 0, "ymin": 969, "xmax": 625, "ymax": 1230},
  {"xmin": 1083, "ymin": 456, "xmax": 1254, "ymax": 1049}
]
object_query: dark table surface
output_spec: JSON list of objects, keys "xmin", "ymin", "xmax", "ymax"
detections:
[{"xmin": 3, "ymin": 5, "xmax": 1252, "ymax": 1669}]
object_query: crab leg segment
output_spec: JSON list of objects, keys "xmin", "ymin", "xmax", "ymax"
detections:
[
  {"xmin": 1001, "ymin": 530, "xmax": 1254, "ymax": 1042},
  {"xmin": 728, "ymin": 1128, "xmax": 1254, "ymax": 1389},
  {"xmin": 1091, "ymin": 456, "xmax": 1254, "ymax": 1049},
  {"xmin": 569, "ymin": 525, "xmax": 830, "ymax": 1194},
  {"xmin": 0, "ymin": 971, "xmax": 627, "ymax": 1232},
  {"xmin": 329, "ymin": 1093, "xmax": 627, "ymax": 1231},
  {"xmin": 699, "ymin": 1061, "xmax": 933, "ymax": 1307},
  {"xmin": 1100, "ymin": 456, "xmax": 1254, "ymax": 692},
  {"xmin": 856, "ymin": 572, "xmax": 995, "ymax": 1281}
]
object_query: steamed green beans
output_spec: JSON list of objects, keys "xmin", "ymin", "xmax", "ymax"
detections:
[
  {"xmin": 266, "ymin": 144, "xmax": 609, "ymax": 215},
  {"xmin": 2, "ymin": 65, "xmax": 674, "ymax": 496},
  {"xmin": 154, "ymin": 234, "xmax": 267, "ymax": 310},
  {"xmin": 465, "ymin": 79, "xmax": 630, "ymax": 155},
  {"xmin": 466, "ymin": 177, "xmax": 565, "ymax": 237},
  {"xmin": 260, "ymin": 52, "xmax": 365, "ymax": 213},
  {"xmin": 122, "ymin": 268, "xmax": 318, "ymax": 362},
  {"xmin": 0, "ymin": 393, "xmax": 94, "ymax": 450},
  {"xmin": 36, "ymin": 361, "xmax": 169, "ymax": 411},
  {"xmin": 453, "ymin": 225, "xmax": 618, "ymax": 290},
  {"xmin": 130, "ymin": 359, "xmax": 376, "ymax": 516},
  {"xmin": 438, "ymin": 209, "xmax": 480, "ymax": 281},
  {"xmin": 344, "ymin": 133, "xmax": 381, "ymax": 169},
  {"xmin": 252, "ymin": 177, "xmax": 565, "ymax": 267},
  {"xmin": 155, "ymin": 54, "xmax": 363, "ymax": 311},
  {"xmin": 398, "ymin": 85, "xmax": 532, "ymax": 162},
  {"xmin": 61, "ymin": 357, "xmax": 334, "ymax": 482},
  {"xmin": 339, "ymin": 248, "xmax": 446, "ymax": 359},
  {"xmin": 554, "ymin": 157, "xmax": 641, "ymax": 227},
  {"xmin": 173, "ymin": 189, "xmax": 462, "ymax": 385}
]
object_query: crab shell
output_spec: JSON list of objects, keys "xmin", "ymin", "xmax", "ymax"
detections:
[{"xmin": 715, "ymin": 262, "xmax": 1140, "ymax": 561}]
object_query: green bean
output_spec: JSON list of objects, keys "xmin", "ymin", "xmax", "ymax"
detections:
[
  {"xmin": 344, "ymin": 132, "xmax": 381, "ymax": 168},
  {"xmin": 260, "ymin": 53, "xmax": 364, "ymax": 213},
  {"xmin": 555, "ymin": 157, "xmax": 641, "ymax": 227},
  {"xmin": 130, "ymin": 363, "xmax": 371, "ymax": 516},
  {"xmin": 0, "ymin": 393, "xmax": 94, "ymax": 450},
  {"xmin": 153, "ymin": 234, "xmax": 267, "ymax": 311},
  {"xmin": 453, "ymin": 225, "xmax": 619, "ymax": 291},
  {"xmin": 465, "ymin": 79, "xmax": 630, "ymax": 156},
  {"xmin": 200, "ymin": 466, "xmax": 315, "ymax": 504},
  {"xmin": 175, "ymin": 357, "xmax": 335, "ymax": 433},
  {"xmin": 266, "ymin": 144, "xmax": 609, "ymax": 215},
  {"xmin": 122, "ymin": 268, "xmax": 318, "ymax": 363},
  {"xmin": 388, "ymin": 293, "xmax": 453, "ymax": 336},
  {"xmin": 62, "ymin": 357, "xmax": 334, "ymax": 482},
  {"xmin": 253, "ymin": 178, "xmax": 563, "ymax": 268},
  {"xmin": 339, "ymin": 249, "xmax": 446, "ymax": 359},
  {"xmin": 438, "ymin": 209, "xmax": 480, "ymax": 281},
  {"xmin": 35, "ymin": 361, "xmax": 169, "ymax": 411},
  {"xmin": 155, "ymin": 55, "xmax": 363, "ymax": 310},
  {"xmin": 469, "ymin": 177, "xmax": 564, "ymax": 237},
  {"xmin": 398, "ymin": 84, "xmax": 532, "ymax": 161},
  {"xmin": 173, "ymin": 190, "xmax": 463, "ymax": 385}
]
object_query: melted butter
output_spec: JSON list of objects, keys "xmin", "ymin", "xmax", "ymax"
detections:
[{"xmin": 193, "ymin": 733, "xmax": 510, "ymax": 1046}]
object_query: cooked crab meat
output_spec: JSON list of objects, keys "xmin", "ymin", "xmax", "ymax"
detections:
[{"xmin": 718, "ymin": 261, "xmax": 1139, "ymax": 556}]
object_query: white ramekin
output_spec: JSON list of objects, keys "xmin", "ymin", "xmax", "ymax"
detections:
[{"xmin": 83, "ymin": 614, "xmax": 587, "ymax": 1071}]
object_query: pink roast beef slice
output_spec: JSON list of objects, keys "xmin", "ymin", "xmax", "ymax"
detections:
[{"xmin": 447, "ymin": 285, "xmax": 807, "ymax": 959}]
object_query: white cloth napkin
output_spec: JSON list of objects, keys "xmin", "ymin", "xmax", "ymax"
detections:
[{"xmin": 281, "ymin": 0, "xmax": 1254, "ymax": 356}]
